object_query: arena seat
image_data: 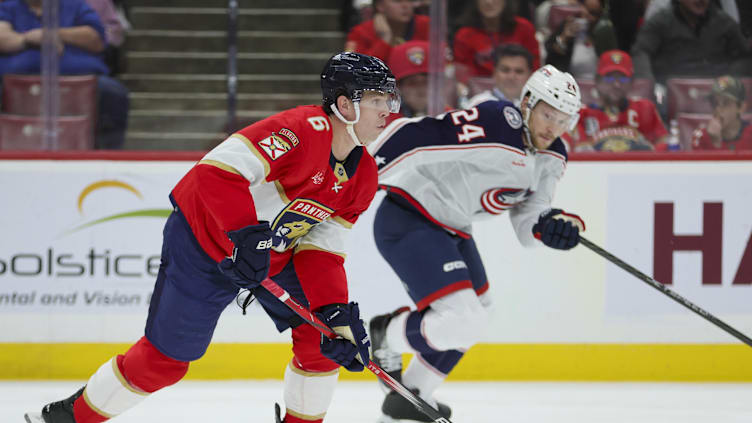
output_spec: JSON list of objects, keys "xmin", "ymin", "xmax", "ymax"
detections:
[
  {"xmin": 666, "ymin": 78, "xmax": 715, "ymax": 119},
  {"xmin": 0, "ymin": 114, "xmax": 94, "ymax": 150},
  {"xmin": 1, "ymin": 74, "xmax": 97, "ymax": 122}
]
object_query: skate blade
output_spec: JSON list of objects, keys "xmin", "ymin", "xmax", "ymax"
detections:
[{"xmin": 24, "ymin": 412, "xmax": 43, "ymax": 423}]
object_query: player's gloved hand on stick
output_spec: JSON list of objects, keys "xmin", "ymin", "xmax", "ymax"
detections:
[
  {"xmin": 532, "ymin": 208, "xmax": 585, "ymax": 250},
  {"xmin": 316, "ymin": 302, "xmax": 371, "ymax": 372},
  {"xmin": 218, "ymin": 221, "xmax": 273, "ymax": 289}
]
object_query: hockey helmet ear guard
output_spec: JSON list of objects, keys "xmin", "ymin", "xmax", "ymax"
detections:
[{"xmin": 519, "ymin": 64, "xmax": 581, "ymax": 131}]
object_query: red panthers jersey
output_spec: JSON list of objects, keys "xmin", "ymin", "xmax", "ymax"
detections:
[
  {"xmin": 691, "ymin": 120, "xmax": 752, "ymax": 151},
  {"xmin": 452, "ymin": 17, "xmax": 540, "ymax": 80},
  {"xmin": 571, "ymin": 99, "xmax": 668, "ymax": 150},
  {"xmin": 171, "ymin": 105, "xmax": 378, "ymax": 309}
]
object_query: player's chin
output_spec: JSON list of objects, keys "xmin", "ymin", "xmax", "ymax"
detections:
[{"xmin": 534, "ymin": 134, "xmax": 555, "ymax": 149}]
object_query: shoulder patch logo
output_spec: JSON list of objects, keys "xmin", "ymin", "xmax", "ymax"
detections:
[
  {"xmin": 258, "ymin": 133, "xmax": 293, "ymax": 160},
  {"xmin": 278, "ymin": 128, "xmax": 300, "ymax": 146},
  {"xmin": 503, "ymin": 106, "xmax": 522, "ymax": 129}
]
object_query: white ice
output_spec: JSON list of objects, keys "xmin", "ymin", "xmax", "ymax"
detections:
[{"xmin": 5, "ymin": 380, "xmax": 752, "ymax": 423}]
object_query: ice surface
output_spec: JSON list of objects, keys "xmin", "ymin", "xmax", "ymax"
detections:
[{"xmin": 5, "ymin": 380, "xmax": 751, "ymax": 423}]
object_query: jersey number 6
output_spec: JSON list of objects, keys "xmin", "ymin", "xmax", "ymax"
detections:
[{"xmin": 450, "ymin": 108, "xmax": 486, "ymax": 143}]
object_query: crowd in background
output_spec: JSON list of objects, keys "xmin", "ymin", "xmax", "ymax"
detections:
[
  {"xmin": 0, "ymin": 0, "xmax": 129, "ymax": 149},
  {"xmin": 344, "ymin": 0, "xmax": 752, "ymax": 152},
  {"xmin": 0, "ymin": 0, "xmax": 750, "ymax": 151}
]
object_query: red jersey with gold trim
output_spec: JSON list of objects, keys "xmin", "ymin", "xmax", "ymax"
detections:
[
  {"xmin": 571, "ymin": 99, "xmax": 668, "ymax": 150},
  {"xmin": 171, "ymin": 105, "xmax": 378, "ymax": 309}
]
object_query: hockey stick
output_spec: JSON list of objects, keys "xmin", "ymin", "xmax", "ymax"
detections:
[
  {"xmin": 259, "ymin": 278, "xmax": 453, "ymax": 423},
  {"xmin": 579, "ymin": 236, "xmax": 752, "ymax": 347}
]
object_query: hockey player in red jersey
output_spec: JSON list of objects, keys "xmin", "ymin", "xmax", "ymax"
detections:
[
  {"xmin": 368, "ymin": 65, "xmax": 585, "ymax": 421},
  {"xmin": 24, "ymin": 52, "xmax": 400, "ymax": 423}
]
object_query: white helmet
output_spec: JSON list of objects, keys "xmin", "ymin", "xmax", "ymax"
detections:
[{"xmin": 519, "ymin": 64, "xmax": 581, "ymax": 131}]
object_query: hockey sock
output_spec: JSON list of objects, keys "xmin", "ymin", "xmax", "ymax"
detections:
[
  {"xmin": 384, "ymin": 307, "xmax": 411, "ymax": 353},
  {"xmin": 73, "ymin": 357, "xmax": 148, "ymax": 423},
  {"xmin": 282, "ymin": 360, "xmax": 339, "ymax": 423},
  {"xmin": 73, "ymin": 336, "xmax": 189, "ymax": 423},
  {"xmin": 403, "ymin": 350, "xmax": 463, "ymax": 403}
]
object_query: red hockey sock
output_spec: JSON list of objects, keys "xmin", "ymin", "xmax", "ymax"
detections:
[{"xmin": 73, "ymin": 395, "xmax": 109, "ymax": 423}]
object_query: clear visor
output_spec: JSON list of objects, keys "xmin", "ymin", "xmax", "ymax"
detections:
[
  {"xmin": 539, "ymin": 105, "xmax": 575, "ymax": 133},
  {"xmin": 358, "ymin": 89, "xmax": 401, "ymax": 114}
]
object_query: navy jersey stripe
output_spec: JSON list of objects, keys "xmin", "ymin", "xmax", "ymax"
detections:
[{"xmin": 374, "ymin": 100, "xmax": 526, "ymax": 169}]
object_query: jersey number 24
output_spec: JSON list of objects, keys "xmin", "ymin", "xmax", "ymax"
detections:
[{"xmin": 451, "ymin": 108, "xmax": 486, "ymax": 143}]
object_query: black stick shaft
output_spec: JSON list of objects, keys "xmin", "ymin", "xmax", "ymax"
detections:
[{"xmin": 580, "ymin": 236, "xmax": 752, "ymax": 347}]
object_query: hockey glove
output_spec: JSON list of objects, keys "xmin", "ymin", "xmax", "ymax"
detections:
[
  {"xmin": 532, "ymin": 209, "xmax": 585, "ymax": 250},
  {"xmin": 316, "ymin": 302, "xmax": 371, "ymax": 372},
  {"xmin": 218, "ymin": 222, "xmax": 273, "ymax": 289}
]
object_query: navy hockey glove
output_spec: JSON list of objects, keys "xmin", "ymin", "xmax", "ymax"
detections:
[
  {"xmin": 316, "ymin": 302, "xmax": 371, "ymax": 372},
  {"xmin": 532, "ymin": 209, "xmax": 585, "ymax": 250},
  {"xmin": 218, "ymin": 222, "xmax": 273, "ymax": 289}
]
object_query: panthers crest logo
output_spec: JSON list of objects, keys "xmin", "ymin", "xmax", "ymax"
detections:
[{"xmin": 271, "ymin": 199, "xmax": 334, "ymax": 252}]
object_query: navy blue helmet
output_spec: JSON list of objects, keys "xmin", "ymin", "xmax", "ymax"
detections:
[{"xmin": 321, "ymin": 52, "xmax": 399, "ymax": 112}]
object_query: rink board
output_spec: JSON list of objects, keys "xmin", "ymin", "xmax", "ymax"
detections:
[{"xmin": 1, "ymin": 152, "xmax": 751, "ymax": 380}]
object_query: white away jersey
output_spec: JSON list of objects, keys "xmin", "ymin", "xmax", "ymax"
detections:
[{"xmin": 369, "ymin": 100, "xmax": 568, "ymax": 247}]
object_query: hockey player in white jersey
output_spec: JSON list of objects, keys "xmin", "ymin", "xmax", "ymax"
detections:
[{"xmin": 368, "ymin": 64, "xmax": 586, "ymax": 422}]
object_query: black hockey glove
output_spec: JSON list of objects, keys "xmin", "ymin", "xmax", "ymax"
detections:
[
  {"xmin": 218, "ymin": 222, "xmax": 273, "ymax": 289},
  {"xmin": 316, "ymin": 302, "xmax": 371, "ymax": 372},
  {"xmin": 532, "ymin": 209, "xmax": 585, "ymax": 250}
]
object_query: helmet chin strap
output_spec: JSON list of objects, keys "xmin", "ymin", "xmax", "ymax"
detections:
[
  {"xmin": 521, "ymin": 100, "xmax": 537, "ymax": 152},
  {"xmin": 330, "ymin": 102, "xmax": 363, "ymax": 147}
]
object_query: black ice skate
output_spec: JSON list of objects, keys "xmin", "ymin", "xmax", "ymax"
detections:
[
  {"xmin": 378, "ymin": 389, "xmax": 451, "ymax": 423},
  {"xmin": 370, "ymin": 307, "xmax": 409, "ymax": 391},
  {"xmin": 24, "ymin": 386, "xmax": 84, "ymax": 423},
  {"xmin": 274, "ymin": 403, "xmax": 283, "ymax": 423}
]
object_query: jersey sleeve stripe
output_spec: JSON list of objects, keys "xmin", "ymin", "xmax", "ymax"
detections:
[
  {"xmin": 198, "ymin": 159, "xmax": 241, "ymax": 175},
  {"xmin": 380, "ymin": 144, "xmax": 526, "ymax": 175},
  {"xmin": 330, "ymin": 215, "xmax": 354, "ymax": 229},
  {"xmin": 294, "ymin": 243, "xmax": 347, "ymax": 259},
  {"xmin": 274, "ymin": 180, "xmax": 291, "ymax": 203},
  {"xmin": 202, "ymin": 136, "xmax": 268, "ymax": 184},
  {"xmin": 234, "ymin": 133, "xmax": 272, "ymax": 177},
  {"xmin": 537, "ymin": 150, "xmax": 567, "ymax": 162}
]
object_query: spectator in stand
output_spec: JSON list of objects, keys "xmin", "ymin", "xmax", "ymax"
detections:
[
  {"xmin": 345, "ymin": 0, "xmax": 430, "ymax": 63},
  {"xmin": 631, "ymin": 0, "xmax": 749, "ymax": 83},
  {"xmin": 569, "ymin": 50, "xmax": 669, "ymax": 152},
  {"xmin": 85, "ymin": 0, "xmax": 127, "ymax": 75},
  {"xmin": 453, "ymin": 0, "xmax": 540, "ymax": 82},
  {"xmin": 691, "ymin": 75, "xmax": 752, "ymax": 151},
  {"xmin": 387, "ymin": 40, "xmax": 429, "ymax": 121},
  {"xmin": 544, "ymin": 0, "xmax": 618, "ymax": 79},
  {"xmin": 609, "ymin": 0, "xmax": 648, "ymax": 52},
  {"xmin": 466, "ymin": 43, "xmax": 532, "ymax": 107},
  {"xmin": 0, "ymin": 0, "xmax": 130, "ymax": 149}
]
